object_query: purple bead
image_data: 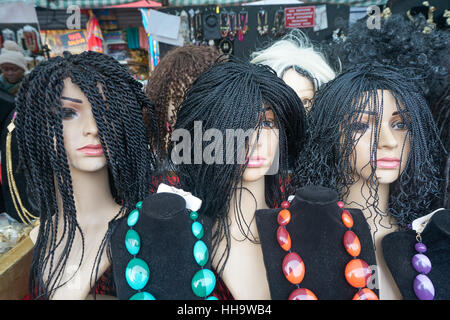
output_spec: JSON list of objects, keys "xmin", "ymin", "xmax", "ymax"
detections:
[
  {"xmin": 415, "ymin": 242, "xmax": 427, "ymax": 253},
  {"xmin": 413, "ymin": 274, "xmax": 435, "ymax": 300},
  {"xmin": 412, "ymin": 253, "xmax": 432, "ymax": 274}
]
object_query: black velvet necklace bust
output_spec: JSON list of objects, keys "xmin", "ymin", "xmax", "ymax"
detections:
[
  {"xmin": 255, "ymin": 185, "xmax": 378, "ymax": 300},
  {"xmin": 110, "ymin": 192, "xmax": 214, "ymax": 300},
  {"xmin": 382, "ymin": 208, "xmax": 450, "ymax": 300}
]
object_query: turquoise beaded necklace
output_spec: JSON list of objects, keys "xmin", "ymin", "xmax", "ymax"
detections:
[{"xmin": 124, "ymin": 200, "xmax": 218, "ymax": 300}]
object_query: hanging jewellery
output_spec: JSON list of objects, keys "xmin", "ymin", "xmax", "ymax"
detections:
[
  {"xmin": 228, "ymin": 10, "xmax": 238, "ymax": 40},
  {"xmin": 220, "ymin": 10, "xmax": 230, "ymax": 38},
  {"xmin": 272, "ymin": 8, "xmax": 286, "ymax": 38},
  {"xmin": 194, "ymin": 9, "xmax": 203, "ymax": 43},
  {"xmin": 237, "ymin": 10, "xmax": 248, "ymax": 42},
  {"xmin": 257, "ymin": 9, "xmax": 269, "ymax": 37},
  {"xmin": 188, "ymin": 9, "xmax": 195, "ymax": 43}
]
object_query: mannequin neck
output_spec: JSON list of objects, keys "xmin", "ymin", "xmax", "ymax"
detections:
[
  {"xmin": 345, "ymin": 177, "xmax": 390, "ymax": 219},
  {"xmin": 55, "ymin": 166, "xmax": 119, "ymax": 227},
  {"xmin": 228, "ymin": 177, "xmax": 268, "ymax": 236}
]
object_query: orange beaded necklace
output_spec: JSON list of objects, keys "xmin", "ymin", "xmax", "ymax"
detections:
[
  {"xmin": 337, "ymin": 201, "xmax": 379, "ymax": 300},
  {"xmin": 276, "ymin": 200, "xmax": 379, "ymax": 300},
  {"xmin": 277, "ymin": 200, "xmax": 318, "ymax": 300}
]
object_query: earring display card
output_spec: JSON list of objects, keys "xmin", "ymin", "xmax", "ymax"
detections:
[{"xmin": 147, "ymin": 9, "xmax": 184, "ymax": 46}]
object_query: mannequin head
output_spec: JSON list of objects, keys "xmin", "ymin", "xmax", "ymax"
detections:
[
  {"xmin": 169, "ymin": 58, "xmax": 306, "ymax": 273},
  {"xmin": 250, "ymin": 29, "xmax": 336, "ymax": 111},
  {"xmin": 293, "ymin": 63, "xmax": 444, "ymax": 228},
  {"xmin": 145, "ymin": 44, "xmax": 220, "ymax": 160},
  {"xmin": 15, "ymin": 51, "xmax": 156, "ymax": 298},
  {"xmin": 324, "ymin": 13, "xmax": 449, "ymax": 209}
]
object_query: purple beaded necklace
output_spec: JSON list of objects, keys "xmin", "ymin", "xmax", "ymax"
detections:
[{"xmin": 411, "ymin": 220, "xmax": 435, "ymax": 300}]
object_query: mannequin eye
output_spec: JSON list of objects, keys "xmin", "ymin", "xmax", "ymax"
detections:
[
  {"xmin": 61, "ymin": 107, "xmax": 78, "ymax": 120},
  {"xmin": 261, "ymin": 120, "xmax": 276, "ymax": 129},
  {"xmin": 392, "ymin": 120, "xmax": 408, "ymax": 130},
  {"xmin": 350, "ymin": 122, "xmax": 370, "ymax": 133},
  {"xmin": 302, "ymin": 98, "xmax": 313, "ymax": 111}
]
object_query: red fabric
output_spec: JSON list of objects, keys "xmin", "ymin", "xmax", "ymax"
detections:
[
  {"xmin": 92, "ymin": 267, "xmax": 117, "ymax": 296},
  {"xmin": 211, "ymin": 270, "xmax": 234, "ymax": 300}
]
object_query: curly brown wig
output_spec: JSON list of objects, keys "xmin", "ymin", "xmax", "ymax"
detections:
[{"xmin": 144, "ymin": 44, "xmax": 220, "ymax": 161}]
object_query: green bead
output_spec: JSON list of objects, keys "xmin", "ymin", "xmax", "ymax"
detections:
[
  {"xmin": 191, "ymin": 269, "xmax": 216, "ymax": 298},
  {"xmin": 130, "ymin": 292, "xmax": 156, "ymax": 300},
  {"xmin": 125, "ymin": 258, "xmax": 149, "ymax": 290},
  {"xmin": 192, "ymin": 221, "xmax": 204, "ymax": 240},
  {"xmin": 206, "ymin": 296, "xmax": 218, "ymax": 300},
  {"xmin": 125, "ymin": 229, "xmax": 141, "ymax": 255},
  {"xmin": 190, "ymin": 211, "xmax": 198, "ymax": 220},
  {"xmin": 193, "ymin": 240, "xmax": 209, "ymax": 267},
  {"xmin": 136, "ymin": 201, "xmax": 143, "ymax": 209},
  {"xmin": 127, "ymin": 209, "xmax": 140, "ymax": 227}
]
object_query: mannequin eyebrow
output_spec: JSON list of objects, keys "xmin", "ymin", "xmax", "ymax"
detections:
[
  {"xmin": 359, "ymin": 110, "xmax": 377, "ymax": 115},
  {"xmin": 350, "ymin": 110, "xmax": 376, "ymax": 120},
  {"xmin": 61, "ymin": 96, "xmax": 83, "ymax": 104}
]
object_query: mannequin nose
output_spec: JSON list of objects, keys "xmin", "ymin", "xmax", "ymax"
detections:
[
  {"xmin": 378, "ymin": 124, "xmax": 398, "ymax": 149},
  {"xmin": 83, "ymin": 112, "xmax": 99, "ymax": 136}
]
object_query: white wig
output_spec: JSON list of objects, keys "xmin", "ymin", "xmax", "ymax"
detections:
[{"xmin": 250, "ymin": 29, "xmax": 336, "ymax": 90}]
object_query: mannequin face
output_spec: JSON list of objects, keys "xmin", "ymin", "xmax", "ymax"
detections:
[
  {"xmin": 243, "ymin": 109, "xmax": 279, "ymax": 182},
  {"xmin": 350, "ymin": 90, "xmax": 411, "ymax": 185},
  {"xmin": 282, "ymin": 68, "xmax": 314, "ymax": 112},
  {"xmin": 61, "ymin": 78, "xmax": 107, "ymax": 172}
]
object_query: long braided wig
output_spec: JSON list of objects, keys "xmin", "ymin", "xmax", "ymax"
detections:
[
  {"xmin": 321, "ymin": 13, "xmax": 449, "ymax": 208},
  {"xmin": 15, "ymin": 51, "xmax": 157, "ymax": 299},
  {"xmin": 168, "ymin": 58, "xmax": 306, "ymax": 275},
  {"xmin": 144, "ymin": 44, "xmax": 220, "ymax": 161},
  {"xmin": 292, "ymin": 63, "xmax": 445, "ymax": 231}
]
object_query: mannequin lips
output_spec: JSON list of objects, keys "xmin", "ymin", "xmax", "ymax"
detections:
[
  {"xmin": 77, "ymin": 144, "xmax": 104, "ymax": 156},
  {"xmin": 376, "ymin": 157, "xmax": 400, "ymax": 169},
  {"xmin": 247, "ymin": 156, "xmax": 266, "ymax": 167}
]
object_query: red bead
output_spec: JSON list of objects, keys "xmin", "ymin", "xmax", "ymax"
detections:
[
  {"xmin": 345, "ymin": 259, "xmax": 372, "ymax": 288},
  {"xmin": 341, "ymin": 210, "xmax": 354, "ymax": 228},
  {"xmin": 337, "ymin": 201, "xmax": 345, "ymax": 208},
  {"xmin": 277, "ymin": 209, "xmax": 291, "ymax": 226},
  {"xmin": 352, "ymin": 288, "xmax": 379, "ymax": 300},
  {"xmin": 282, "ymin": 252, "xmax": 305, "ymax": 285},
  {"xmin": 343, "ymin": 230, "xmax": 361, "ymax": 257},
  {"xmin": 281, "ymin": 201, "xmax": 290, "ymax": 209},
  {"xmin": 288, "ymin": 288, "xmax": 318, "ymax": 300},
  {"xmin": 277, "ymin": 226, "xmax": 291, "ymax": 251}
]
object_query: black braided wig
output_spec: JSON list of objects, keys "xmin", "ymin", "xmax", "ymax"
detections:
[
  {"xmin": 321, "ymin": 13, "xmax": 449, "ymax": 208},
  {"xmin": 168, "ymin": 58, "xmax": 306, "ymax": 275},
  {"xmin": 14, "ymin": 51, "xmax": 157, "ymax": 299},
  {"xmin": 323, "ymin": 13, "xmax": 449, "ymax": 111},
  {"xmin": 292, "ymin": 63, "xmax": 445, "ymax": 231}
]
